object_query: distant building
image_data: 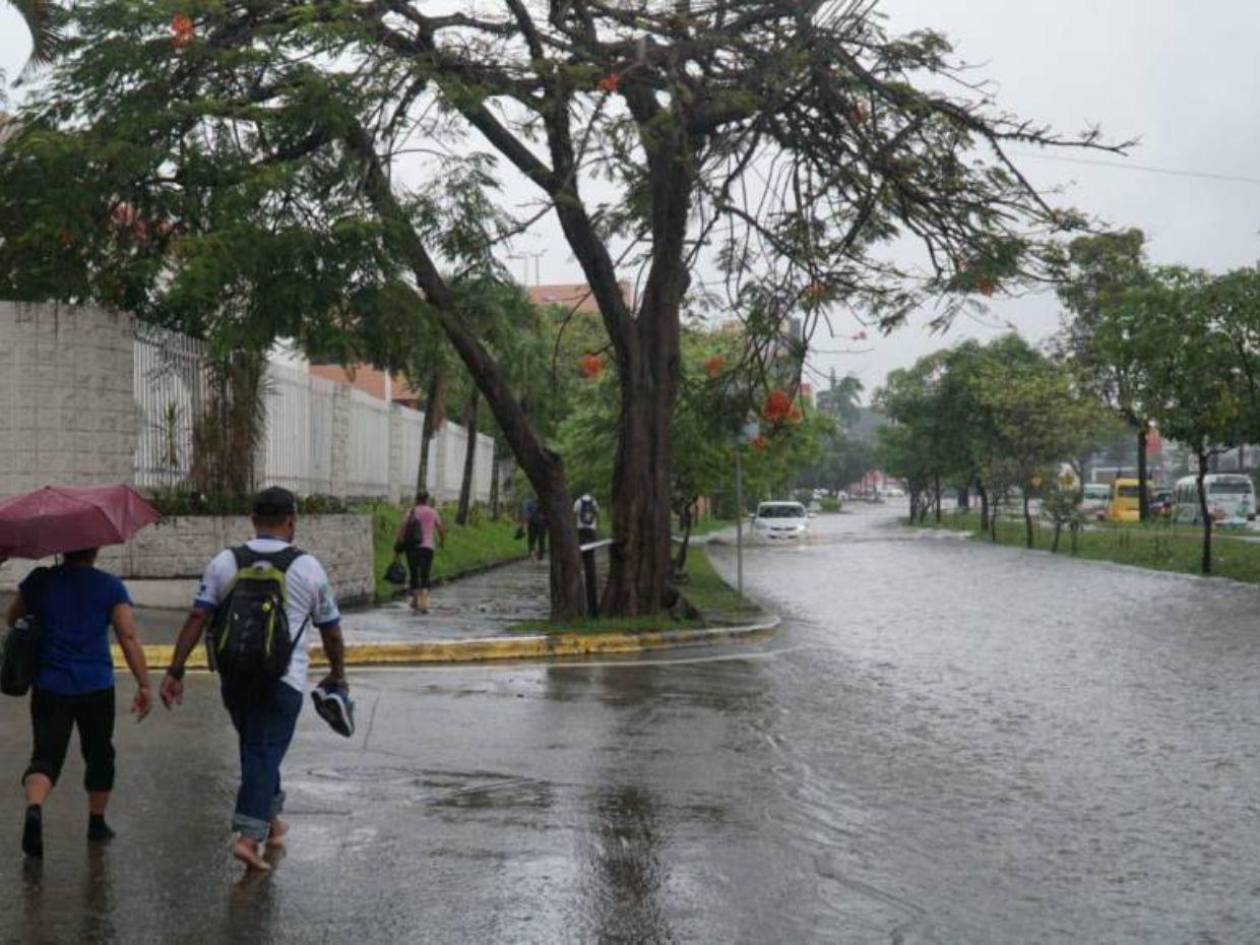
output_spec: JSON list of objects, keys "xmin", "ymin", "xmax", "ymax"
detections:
[
  {"xmin": 527, "ymin": 281, "xmax": 634, "ymax": 314},
  {"xmin": 309, "ymin": 363, "xmax": 421, "ymax": 408}
]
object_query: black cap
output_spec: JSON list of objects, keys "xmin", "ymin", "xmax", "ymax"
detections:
[{"xmin": 252, "ymin": 486, "xmax": 297, "ymax": 517}]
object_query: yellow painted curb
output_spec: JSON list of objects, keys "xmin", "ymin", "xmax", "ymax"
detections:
[{"xmin": 111, "ymin": 617, "xmax": 781, "ymax": 671}]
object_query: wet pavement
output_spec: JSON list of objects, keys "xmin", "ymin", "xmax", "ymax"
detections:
[
  {"xmin": 337, "ymin": 558, "xmax": 551, "ymax": 642},
  {"xmin": 2, "ymin": 505, "xmax": 1260, "ymax": 943}
]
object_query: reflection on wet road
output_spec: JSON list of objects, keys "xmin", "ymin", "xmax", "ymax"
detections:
[{"xmin": 2, "ymin": 505, "xmax": 1259, "ymax": 943}]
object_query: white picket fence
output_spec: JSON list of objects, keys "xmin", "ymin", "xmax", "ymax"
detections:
[{"xmin": 133, "ymin": 324, "xmax": 494, "ymax": 502}]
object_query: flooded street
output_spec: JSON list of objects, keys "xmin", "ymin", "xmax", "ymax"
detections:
[{"xmin": 3, "ymin": 504, "xmax": 1259, "ymax": 943}]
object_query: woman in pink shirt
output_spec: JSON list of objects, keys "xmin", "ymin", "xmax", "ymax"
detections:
[{"xmin": 394, "ymin": 491, "xmax": 446, "ymax": 613}]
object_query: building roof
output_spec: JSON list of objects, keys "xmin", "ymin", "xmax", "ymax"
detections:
[
  {"xmin": 309, "ymin": 364, "xmax": 421, "ymax": 405},
  {"xmin": 527, "ymin": 281, "xmax": 633, "ymax": 315}
]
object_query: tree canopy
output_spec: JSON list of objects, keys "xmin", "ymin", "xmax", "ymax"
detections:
[{"xmin": 0, "ymin": 0, "xmax": 1121, "ymax": 616}]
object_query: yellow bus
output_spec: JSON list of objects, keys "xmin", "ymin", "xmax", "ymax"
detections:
[{"xmin": 1107, "ymin": 478, "xmax": 1150, "ymax": 523}]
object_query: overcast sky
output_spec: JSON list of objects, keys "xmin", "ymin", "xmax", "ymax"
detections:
[{"xmin": 3, "ymin": 1, "xmax": 1259, "ymax": 399}]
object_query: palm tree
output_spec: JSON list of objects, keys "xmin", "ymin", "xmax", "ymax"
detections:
[{"xmin": 9, "ymin": 0, "xmax": 62, "ymax": 69}]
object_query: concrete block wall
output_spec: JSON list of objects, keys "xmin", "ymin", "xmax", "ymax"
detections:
[
  {"xmin": 0, "ymin": 303, "xmax": 137, "ymax": 497},
  {"xmin": 96, "ymin": 513, "xmax": 375, "ymax": 607}
]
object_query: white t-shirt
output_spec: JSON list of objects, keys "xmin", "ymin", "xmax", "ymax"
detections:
[
  {"xmin": 574, "ymin": 496, "xmax": 600, "ymax": 528},
  {"xmin": 194, "ymin": 538, "xmax": 341, "ymax": 693}
]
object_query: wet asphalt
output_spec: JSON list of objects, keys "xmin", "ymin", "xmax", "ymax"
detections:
[{"xmin": 2, "ymin": 504, "xmax": 1259, "ymax": 944}]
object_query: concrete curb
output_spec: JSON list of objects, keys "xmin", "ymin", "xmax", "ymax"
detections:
[{"xmin": 111, "ymin": 615, "xmax": 782, "ymax": 670}]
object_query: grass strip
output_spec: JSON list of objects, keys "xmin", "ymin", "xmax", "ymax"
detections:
[
  {"xmin": 916, "ymin": 510, "xmax": 1260, "ymax": 584},
  {"xmin": 366, "ymin": 502, "xmax": 526, "ymax": 602}
]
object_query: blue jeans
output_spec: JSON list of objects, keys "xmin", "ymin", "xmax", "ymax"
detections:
[{"xmin": 225, "ymin": 682, "xmax": 302, "ymax": 842}]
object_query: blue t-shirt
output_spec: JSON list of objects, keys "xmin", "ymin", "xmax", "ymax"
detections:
[{"xmin": 19, "ymin": 565, "xmax": 130, "ymax": 695}]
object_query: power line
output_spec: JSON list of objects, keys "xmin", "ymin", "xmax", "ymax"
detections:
[{"xmin": 1013, "ymin": 151, "xmax": 1260, "ymax": 187}]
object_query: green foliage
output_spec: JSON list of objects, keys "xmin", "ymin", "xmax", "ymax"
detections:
[
  {"xmin": 148, "ymin": 489, "xmax": 350, "ymax": 517},
  {"xmin": 554, "ymin": 324, "xmax": 830, "ymax": 513},
  {"xmin": 877, "ymin": 335, "xmax": 1108, "ymax": 526}
]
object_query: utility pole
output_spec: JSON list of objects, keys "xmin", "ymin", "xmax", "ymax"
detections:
[
  {"xmin": 735, "ymin": 416, "xmax": 760, "ymax": 596},
  {"xmin": 735, "ymin": 442, "xmax": 744, "ymax": 595},
  {"xmin": 507, "ymin": 250, "xmax": 546, "ymax": 285}
]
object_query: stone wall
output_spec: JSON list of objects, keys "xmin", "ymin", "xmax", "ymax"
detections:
[
  {"xmin": 97, "ymin": 513, "xmax": 375, "ymax": 606},
  {"xmin": 0, "ymin": 303, "xmax": 137, "ymax": 497}
]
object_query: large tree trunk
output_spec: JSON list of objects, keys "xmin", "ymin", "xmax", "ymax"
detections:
[
  {"xmin": 416, "ymin": 370, "xmax": 443, "ymax": 499},
  {"xmin": 345, "ymin": 122, "xmax": 585, "ymax": 619},
  {"xmin": 934, "ymin": 474, "xmax": 942, "ymax": 523},
  {"xmin": 1136, "ymin": 426, "xmax": 1150, "ymax": 522},
  {"xmin": 489, "ymin": 456, "xmax": 502, "ymax": 519},
  {"xmin": 977, "ymin": 481, "xmax": 990, "ymax": 532},
  {"xmin": 1197, "ymin": 451, "xmax": 1212, "ymax": 575},
  {"xmin": 672, "ymin": 499, "xmax": 696, "ymax": 576},
  {"xmin": 598, "ymin": 114, "xmax": 692, "ymax": 617},
  {"xmin": 601, "ymin": 300, "xmax": 680, "ymax": 616},
  {"xmin": 456, "ymin": 391, "xmax": 478, "ymax": 526}
]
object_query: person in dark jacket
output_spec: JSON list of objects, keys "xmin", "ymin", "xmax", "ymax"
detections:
[{"xmin": 5, "ymin": 548, "xmax": 152, "ymax": 858}]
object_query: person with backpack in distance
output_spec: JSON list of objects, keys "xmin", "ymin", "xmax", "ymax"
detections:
[
  {"xmin": 159, "ymin": 487, "xmax": 348, "ymax": 872},
  {"xmin": 5, "ymin": 548, "xmax": 152, "ymax": 858},
  {"xmin": 522, "ymin": 495, "xmax": 548, "ymax": 561},
  {"xmin": 394, "ymin": 491, "xmax": 446, "ymax": 614},
  {"xmin": 574, "ymin": 493, "xmax": 600, "ymax": 546}
]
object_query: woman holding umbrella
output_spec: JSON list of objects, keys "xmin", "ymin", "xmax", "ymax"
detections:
[{"xmin": 0, "ymin": 485, "xmax": 159, "ymax": 859}]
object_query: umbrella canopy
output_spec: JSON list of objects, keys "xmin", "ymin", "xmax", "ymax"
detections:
[{"xmin": 0, "ymin": 484, "xmax": 162, "ymax": 560}]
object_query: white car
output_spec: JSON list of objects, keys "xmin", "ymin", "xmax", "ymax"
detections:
[
  {"xmin": 751, "ymin": 501, "xmax": 810, "ymax": 540},
  {"xmin": 1080, "ymin": 482, "xmax": 1110, "ymax": 521}
]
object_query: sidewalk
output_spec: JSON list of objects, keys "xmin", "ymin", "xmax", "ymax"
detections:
[
  {"xmin": 337, "ymin": 557, "xmax": 550, "ymax": 644},
  {"xmin": 3, "ymin": 539, "xmax": 779, "ymax": 666}
]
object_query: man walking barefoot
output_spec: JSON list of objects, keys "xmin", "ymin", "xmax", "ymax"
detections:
[{"xmin": 159, "ymin": 487, "xmax": 348, "ymax": 872}]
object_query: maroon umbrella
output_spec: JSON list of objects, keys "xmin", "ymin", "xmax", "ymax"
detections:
[{"xmin": 0, "ymin": 484, "xmax": 162, "ymax": 560}]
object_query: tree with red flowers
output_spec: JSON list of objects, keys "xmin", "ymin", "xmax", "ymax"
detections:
[{"xmin": 0, "ymin": 0, "xmax": 1123, "ymax": 617}]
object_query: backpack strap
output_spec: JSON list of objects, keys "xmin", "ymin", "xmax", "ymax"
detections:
[{"xmin": 231, "ymin": 544, "xmax": 304, "ymax": 573}]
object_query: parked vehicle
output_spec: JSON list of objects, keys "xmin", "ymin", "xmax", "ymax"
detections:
[
  {"xmin": 1107, "ymin": 478, "xmax": 1151, "ymax": 523},
  {"xmin": 1173, "ymin": 474, "xmax": 1255, "ymax": 527},
  {"xmin": 1081, "ymin": 483, "xmax": 1111, "ymax": 521},
  {"xmin": 751, "ymin": 501, "xmax": 810, "ymax": 540},
  {"xmin": 1149, "ymin": 488, "xmax": 1174, "ymax": 518}
]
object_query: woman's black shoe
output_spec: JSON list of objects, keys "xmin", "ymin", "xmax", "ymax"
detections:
[{"xmin": 22, "ymin": 805, "xmax": 43, "ymax": 858}]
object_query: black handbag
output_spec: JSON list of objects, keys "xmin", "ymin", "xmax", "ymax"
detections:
[
  {"xmin": 384, "ymin": 557, "xmax": 407, "ymax": 586},
  {"xmin": 1, "ymin": 615, "xmax": 41, "ymax": 697}
]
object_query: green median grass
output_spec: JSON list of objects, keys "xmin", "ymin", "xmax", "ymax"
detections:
[
  {"xmin": 915, "ymin": 510, "xmax": 1260, "ymax": 584},
  {"xmin": 366, "ymin": 502, "xmax": 526, "ymax": 602},
  {"xmin": 508, "ymin": 543, "xmax": 762, "ymax": 635}
]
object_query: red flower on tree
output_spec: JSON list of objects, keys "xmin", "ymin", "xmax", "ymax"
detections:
[
  {"xmin": 171, "ymin": 13, "xmax": 194, "ymax": 48},
  {"xmin": 579, "ymin": 353, "xmax": 604, "ymax": 379},
  {"xmin": 110, "ymin": 201, "xmax": 136, "ymax": 230},
  {"xmin": 788, "ymin": 406, "xmax": 803, "ymax": 424},
  {"xmin": 750, "ymin": 435, "xmax": 769, "ymax": 453},
  {"xmin": 762, "ymin": 389, "xmax": 792, "ymax": 423},
  {"xmin": 597, "ymin": 74, "xmax": 621, "ymax": 93},
  {"xmin": 704, "ymin": 355, "xmax": 725, "ymax": 378}
]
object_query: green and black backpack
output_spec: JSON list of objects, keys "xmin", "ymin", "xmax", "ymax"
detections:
[{"xmin": 208, "ymin": 546, "xmax": 309, "ymax": 690}]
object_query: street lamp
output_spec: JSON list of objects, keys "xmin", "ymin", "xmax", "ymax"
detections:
[
  {"xmin": 506, "ymin": 249, "xmax": 546, "ymax": 285},
  {"xmin": 735, "ymin": 415, "xmax": 760, "ymax": 596}
]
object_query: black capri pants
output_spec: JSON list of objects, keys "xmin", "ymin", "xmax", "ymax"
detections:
[
  {"xmin": 406, "ymin": 546, "xmax": 436, "ymax": 591},
  {"xmin": 25, "ymin": 686, "xmax": 116, "ymax": 792}
]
